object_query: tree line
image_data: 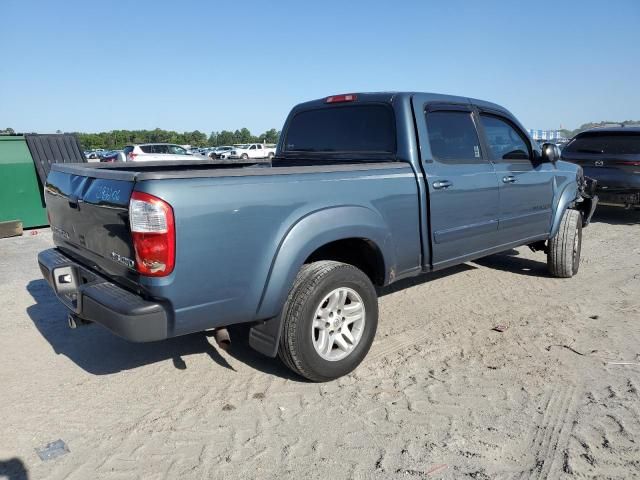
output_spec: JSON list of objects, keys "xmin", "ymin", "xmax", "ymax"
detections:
[
  {"xmin": 558, "ymin": 120, "xmax": 640, "ymax": 140},
  {"xmin": 71, "ymin": 128, "xmax": 280, "ymax": 150},
  {"xmin": 4, "ymin": 120, "xmax": 640, "ymax": 149}
]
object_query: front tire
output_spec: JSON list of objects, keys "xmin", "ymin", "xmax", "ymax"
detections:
[
  {"xmin": 241, "ymin": 153, "xmax": 249, "ymax": 160},
  {"xmin": 547, "ymin": 208, "xmax": 582, "ymax": 278},
  {"xmin": 278, "ymin": 261, "xmax": 378, "ymax": 382}
]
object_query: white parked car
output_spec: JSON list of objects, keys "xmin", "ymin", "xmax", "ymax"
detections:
[
  {"xmin": 120, "ymin": 144, "xmax": 193, "ymax": 162},
  {"xmin": 228, "ymin": 143, "xmax": 276, "ymax": 160},
  {"xmin": 209, "ymin": 146, "xmax": 235, "ymax": 159}
]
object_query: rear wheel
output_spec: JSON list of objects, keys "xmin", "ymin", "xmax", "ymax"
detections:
[
  {"xmin": 547, "ymin": 208, "xmax": 582, "ymax": 278},
  {"xmin": 268, "ymin": 152, "xmax": 274, "ymax": 160},
  {"xmin": 278, "ymin": 261, "xmax": 378, "ymax": 382}
]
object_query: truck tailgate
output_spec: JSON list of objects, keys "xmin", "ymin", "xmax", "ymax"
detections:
[{"xmin": 45, "ymin": 168, "xmax": 138, "ymax": 285}]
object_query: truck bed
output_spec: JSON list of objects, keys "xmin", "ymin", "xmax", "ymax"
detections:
[
  {"xmin": 51, "ymin": 158, "xmax": 405, "ymax": 181},
  {"xmin": 44, "ymin": 158, "xmax": 421, "ymax": 339}
]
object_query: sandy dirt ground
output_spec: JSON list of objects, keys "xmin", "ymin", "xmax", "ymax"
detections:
[{"xmin": 0, "ymin": 206, "xmax": 639, "ymax": 480}]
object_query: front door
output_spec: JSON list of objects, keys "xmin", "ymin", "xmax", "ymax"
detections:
[
  {"xmin": 476, "ymin": 111, "xmax": 554, "ymax": 243},
  {"xmin": 412, "ymin": 98, "xmax": 501, "ymax": 270}
]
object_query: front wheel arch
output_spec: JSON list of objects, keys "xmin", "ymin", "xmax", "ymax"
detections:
[{"xmin": 549, "ymin": 182, "xmax": 579, "ymax": 239}]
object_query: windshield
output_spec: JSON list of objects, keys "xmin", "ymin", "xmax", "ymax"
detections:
[
  {"xmin": 564, "ymin": 132, "xmax": 640, "ymax": 155},
  {"xmin": 284, "ymin": 104, "xmax": 396, "ymax": 153}
]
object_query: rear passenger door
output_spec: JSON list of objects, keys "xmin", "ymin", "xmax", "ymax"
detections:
[
  {"xmin": 413, "ymin": 100, "xmax": 501, "ymax": 269},
  {"xmin": 476, "ymin": 111, "xmax": 554, "ymax": 243}
]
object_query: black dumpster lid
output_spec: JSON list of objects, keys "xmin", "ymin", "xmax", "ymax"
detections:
[{"xmin": 24, "ymin": 134, "xmax": 86, "ymax": 185}]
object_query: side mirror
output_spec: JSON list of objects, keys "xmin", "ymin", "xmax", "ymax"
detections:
[{"xmin": 541, "ymin": 142, "xmax": 560, "ymax": 163}]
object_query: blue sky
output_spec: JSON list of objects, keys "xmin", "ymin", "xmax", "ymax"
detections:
[{"xmin": 1, "ymin": 0, "xmax": 639, "ymax": 134}]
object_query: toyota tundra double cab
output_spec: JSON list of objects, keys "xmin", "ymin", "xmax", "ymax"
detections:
[{"xmin": 38, "ymin": 92, "xmax": 597, "ymax": 381}]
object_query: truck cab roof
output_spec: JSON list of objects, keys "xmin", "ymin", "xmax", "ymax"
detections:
[{"xmin": 292, "ymin": 91, "xmax": 509, "ymax": 115}]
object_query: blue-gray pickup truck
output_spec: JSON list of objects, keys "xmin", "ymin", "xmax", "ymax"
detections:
[{"xmin": 38, "ymin": 92, "xmax": 597, "ymax": 381}]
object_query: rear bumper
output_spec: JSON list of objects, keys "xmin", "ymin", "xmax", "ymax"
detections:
[
  {"xmin": 581, "ymin": 167, "xmax": 640, "ymax": 192},
  {"xmin": 38, "ymin": 248, "xmax": 169, "ymax": 342},
  {"xmin": 597, "ymin": 191, "xmax": 640, "ymax": 207}
]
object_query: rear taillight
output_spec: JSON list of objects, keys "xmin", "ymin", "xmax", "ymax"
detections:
[
  {"xmin": 614, "ymin": 160, "xmax": 640, "ymax": 166},
  {"xmin": 128, "ymin": 152, "xmax": 137, "ymax": 161},
  {"xmin": 129, "ymin": 191, "xmax": 175, "ymax": 277},
  {"xmin": 325, "ymin": 93, "xmax": 357, "ymax": 103}
]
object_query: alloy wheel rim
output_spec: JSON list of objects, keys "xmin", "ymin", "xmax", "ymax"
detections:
[{"xmin": 311, "ymin": 287, "xmax": 366, "ymax": 361}]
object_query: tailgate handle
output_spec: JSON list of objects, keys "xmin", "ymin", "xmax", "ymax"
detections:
[{"xmin": 68, "ymin": 194, "xmax": 79, "ymax": 209}]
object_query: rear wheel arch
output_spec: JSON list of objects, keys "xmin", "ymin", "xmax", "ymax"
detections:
[
  {"xmin": 257, "ymin": 206, "xmax": 394, "ymax": 318},
  {"xmin": 305, "ymin": 237, "xmax": 386, "ymax": 286},
  {"xmin": 249, "ymin": 206, "xmax": 395, "ymax": 357}
]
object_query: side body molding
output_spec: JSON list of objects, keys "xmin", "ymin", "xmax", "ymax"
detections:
[{"xmin": 250, "ymin": 205, "xmax": 395, "ymax": 357}]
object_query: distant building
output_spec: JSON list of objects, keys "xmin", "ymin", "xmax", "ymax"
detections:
[{"xmin": 527, "ymin": 129, "xmax": 567, "ymax": 142}]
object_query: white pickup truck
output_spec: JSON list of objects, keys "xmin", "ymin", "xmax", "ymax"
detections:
[{"xmin": 228, "ymin": 143, "xmax": 276, "ymax": 160}]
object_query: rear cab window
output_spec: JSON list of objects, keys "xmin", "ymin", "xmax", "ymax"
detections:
[{"xmin": 282, "ymin": 104, "xmax": 396, "ymax": 159}]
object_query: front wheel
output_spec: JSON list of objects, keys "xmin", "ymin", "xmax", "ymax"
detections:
[
  {"xmin": 278, "ymin": 261, "xmax": 378, "ymax": 382},
  {"xmin": 241, "ymin": 153, "xmax": 249, "ymax": 160},
  {"xmin": 547, "ymin": 208, "xmax": 582, "ymax": 278}
]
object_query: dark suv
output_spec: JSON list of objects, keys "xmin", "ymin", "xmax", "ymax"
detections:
[{"xmin": 562, "ymin": 127, "xmax": 640, "ymax": 208}]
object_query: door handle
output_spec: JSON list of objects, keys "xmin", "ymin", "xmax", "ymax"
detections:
[
  {"xmin": 433, "ymin": 180, "xmax": 453, "ymax": 190},
  {"xmin": 502, "ymin": 176, "xmax": 517, "ymax": 184}
]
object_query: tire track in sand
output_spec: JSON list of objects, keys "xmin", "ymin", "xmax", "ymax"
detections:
[
  {"xmin": 521, "ymin": 382, "xmax": 580, "ymax": 479},
  {"xmin": 365, "ymin": 328, "xmax": 432, "ymax": 364}
]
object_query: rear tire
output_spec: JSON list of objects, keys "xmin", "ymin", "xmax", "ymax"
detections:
[
  {"xmin": 278, "ymin": 261, "xmax": 378, "ymax": 382},
  {"xmin": 547, "ymin": 208, "xmax": 582, "ymax": 278}
]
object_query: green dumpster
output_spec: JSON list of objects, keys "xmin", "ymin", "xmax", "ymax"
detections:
[
  {"xmin": 0, "ymin": 133, "xmax": 87, "ymax": 234},
  {"xmin": 0, "ymin": 135, "xmax": 48, "ymax": 228}
]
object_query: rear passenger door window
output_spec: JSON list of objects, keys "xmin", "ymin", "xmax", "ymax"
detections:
[
  {"xmin": 479, "ymin": 115, "xmax": 531, "ymax": 162},
  {"xmin": 426, "ymin": 111, "xmax": 482, "ymax": 163}
]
